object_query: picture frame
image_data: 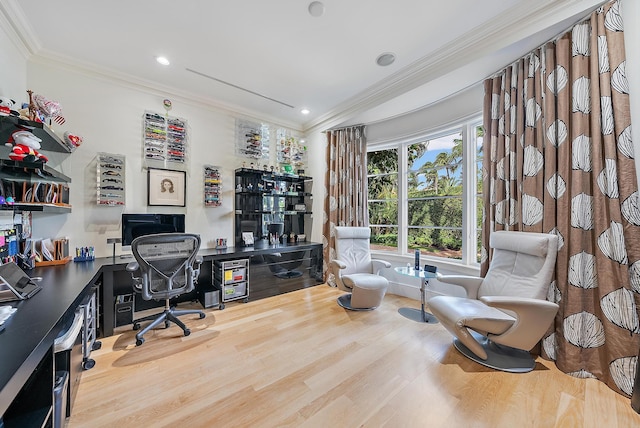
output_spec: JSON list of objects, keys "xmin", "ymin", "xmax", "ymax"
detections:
[{"xmin": 147, "ymin": 168, "xmax": 186, "ymax": 207}]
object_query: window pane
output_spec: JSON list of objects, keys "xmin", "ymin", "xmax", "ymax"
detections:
[
  {"xmin": 408, "ymin": 197, "xmax": 463, "ymax": 228},
  {"xmin": 368, "ymin": 148, "xmax": 398, "ymax": 175},
  {"xmin": 368, "ymin": 174, "xmax": 398, "ymax": 200},
  {"xmin": 369, "ymin": 201, "xmax": 398, "ymax": 225},
  {"xmin": 408, "ymin": 228, "xmax": 462, "ymax": 260},
  {"xmin": 370, "ymin": 226, "xmax": 398, "ymax": 250}
]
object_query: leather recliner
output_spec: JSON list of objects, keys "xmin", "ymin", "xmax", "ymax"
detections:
[{"xmin": 428, "ymin": 231, "xmax": 559, "ymax": 372}]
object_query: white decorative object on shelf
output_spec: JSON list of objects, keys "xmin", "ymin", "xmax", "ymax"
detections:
[
  {"xmin": 96, "ymin": 152, "xmax": 125, "ymax": 206},
  {"xmin": 143, "ymin": 110, "xmax": 188, "ymax": 170},
  {"xmin": 204, "ymin": 165, "xmax": 222, "ymax": 207},
  {"xmin": 236, "ymin": 118, "xmax": 269, "ymax": 160}
]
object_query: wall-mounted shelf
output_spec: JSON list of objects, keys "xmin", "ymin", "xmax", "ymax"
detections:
[
  {"xmin": 96, "ymin": 153, "xmax": 125, "ymax": 206},
  {"xmin": 0, "ymin": 116, "xmax": 73, "ymax": 153},
  {"xmin": 204, "ymin": 165, "xmax": 221, "ymax": 207},
  {"xmin": 0, "ymin": 159, "xmax": 71, "ymax": 213}
]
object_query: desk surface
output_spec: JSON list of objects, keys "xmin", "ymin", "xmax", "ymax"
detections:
[{"xmin": 0, "ymin": 241, "xmax": 322, "ymax": 416}]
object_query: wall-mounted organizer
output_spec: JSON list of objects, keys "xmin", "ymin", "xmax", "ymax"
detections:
[
  {"xmin": 276, "ymin": 128, "xmax": 307, "ymax": 173},
  {"xmin": 204, "ymin": 165, "xmax": 222, "ymax": 207},
  {"xmin": 143, "ymin": 111, "xmax": 188, "ymax": 169},
  {"xmin": 235, "ymin": 118, "xmax": 269, "ymax": 160},
  {"xmin": 96, "ymin": 153, "xmax": 125, "ymax": 206}
]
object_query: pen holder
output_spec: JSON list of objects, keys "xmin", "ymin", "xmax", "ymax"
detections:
[{"xmin": 74, "ymin": 256, "xmax": 95, "ymax": 262}]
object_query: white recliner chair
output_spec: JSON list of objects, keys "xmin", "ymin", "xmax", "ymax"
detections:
[
  {"xmin": 330, "ymin": 226, "xmax": 391, "ymax": 310},
  {"xmin": 428, "ymin": 231, "xmax": 559, "ymax": 372}
]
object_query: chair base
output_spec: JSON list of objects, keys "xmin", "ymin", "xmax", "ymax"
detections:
[
  {"xmin": 337, "ymin": 294, "xmax": 377, "ymax": 311},
  {"xmin": 134, "ymin": 306, "xmax": 205, "ymax": 346},
  {"xmin": 273, "ymin": 270, "xmax": 303, "ymax": 279},
  {"xmin": 453, "ymin": 331, "xmax": 536, "ymax": 373}
]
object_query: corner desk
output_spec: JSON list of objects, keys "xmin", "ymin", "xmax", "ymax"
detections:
[{"xmin": 0, "ymin": 241, "xmax": 322, "ymax": 426}]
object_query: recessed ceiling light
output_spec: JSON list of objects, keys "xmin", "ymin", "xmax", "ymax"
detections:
[
  {"xmin": 300, "ymin": 139, "xmax": 306, "ymax": 143},
  {"xmin": 376, "ymin": 52, "xmax": 396, "ymax": 67},
  {"xmin": 301, "ymin": 108, "xmax": 310, "ymax": 115},
  {"xmin": 308, "ymin": 1, "xmax": 325, "ymax": 17},
  {"xmin": 156, "ymin": 56, "xmax": 170, "ymax": 66}
]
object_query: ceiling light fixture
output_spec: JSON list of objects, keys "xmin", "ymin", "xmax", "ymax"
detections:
[
  {"xmin": 375, "ymin": 52, "xmax": 396, "ymax": 67},
  {"xmin": 301, "ymin": 109, "xmax": 310, "ymax": 115},
  {"xmin": 308, "ymin": 1, "xmax": 325, "ymax": 17},
  {"xmin": 156, "ymin": 56, "xmax": 170, "ymax": 66}
]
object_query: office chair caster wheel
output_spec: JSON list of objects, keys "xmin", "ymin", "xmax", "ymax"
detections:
[
  {"xmin": 165, "ymin": 321, "xmax": 171, "ymax": 329},
  {"xmin": 82, "ymin": 359, "xmax": 95, "ymax": 370},
  {"xmin": 136, "ymin": 338, "xmax": 144, "ymax": 346},
  {"xmin": 199, "ymin": 313, "xmax": 205, "ymax": 319},
  {"xmin": 243, "ymin": 297, "xmax": 249, "ymax": 303},
  {"xmin": 92, "ymin": 341, "xmax": 102, "ymax": 351},
  {"xmin": 133, "ymin": 323, "xmax": 141, "ymax": 330},
  {"xmin": 219, "ymin": 304, "xmax": 225, "ymax": 310},
  {"xmin": 184, "ymin": 329, "xmax": 191, "ymax": 337}
]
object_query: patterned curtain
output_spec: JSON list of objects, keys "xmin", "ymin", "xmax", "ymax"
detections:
[
  {"xmin": 482, "ymin": 0, "xmax": 640, "ymax": 397},
  {"xmin": 323, "ymin": 125, "xmax": 368, "ymax": 284}
]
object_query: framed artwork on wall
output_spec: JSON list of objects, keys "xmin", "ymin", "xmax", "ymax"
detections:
[{"xmin": 147, "ymin": 168, "xmax": 186, "ymax": 207}]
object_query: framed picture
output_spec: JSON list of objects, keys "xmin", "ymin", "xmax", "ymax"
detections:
[{"xmin": 147, "ymin": 168, "xmax": 186, "ymax": 207}]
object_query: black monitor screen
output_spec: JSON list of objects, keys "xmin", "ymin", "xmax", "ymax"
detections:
[{"xmin": 121, "ymin": 214, "xmax": 185, "ymax": 246}]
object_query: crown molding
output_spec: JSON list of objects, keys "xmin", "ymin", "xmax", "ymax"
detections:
[
  {"xmin": 0, "ymin": 0, "xmax": 40, "ymax": 59},
  {"xmin": 303, "ymin": 0, "xmax": 604, "ymax": 134}
]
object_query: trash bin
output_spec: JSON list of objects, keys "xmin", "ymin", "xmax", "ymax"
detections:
[{"xmin": 53, "ymin": 371, "xmax": 69, "ymax": 428}]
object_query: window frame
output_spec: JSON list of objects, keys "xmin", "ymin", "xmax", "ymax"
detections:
[{"xmin": 367, "ymin": 117, "xmax": 483, "ymax": 268}]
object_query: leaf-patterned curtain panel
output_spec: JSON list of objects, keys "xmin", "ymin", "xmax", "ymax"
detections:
[
  {"xmin": 482, "ymin": 0, "xmax": 640, "ymax": 397},
  {"xmin": 323, "ymin": 125, "xmax": 368, "ymax": 284}
]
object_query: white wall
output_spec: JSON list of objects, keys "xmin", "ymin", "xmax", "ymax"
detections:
[
  {"xmin": 0, "ymin": 13, "xmax": 27, "ymax": 102},
  {"xmin": 623, "ymin": 0, "xmax": 640, "ymax": 191}
]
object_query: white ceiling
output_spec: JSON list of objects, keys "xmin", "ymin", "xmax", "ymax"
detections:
[{"xmin": 1, "ymin": 0, "xmax": 604, "ymax": 132}]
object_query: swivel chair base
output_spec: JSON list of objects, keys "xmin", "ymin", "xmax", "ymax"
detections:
[
  {"xmin": 337, "ymin": 294, "xmax": 378, "ymax": 311},
  {"xmin": 453, "ymin": 331, "xmax": 536, "ymax": 373},
  {"xmin": 133, "ymin": 301, "xmax": 205, "ymax": 346}
]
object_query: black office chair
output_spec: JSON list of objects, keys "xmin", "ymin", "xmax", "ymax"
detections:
[{"xmin": 126, "ymin": 233, "xmax": 205, "ymax": 346}]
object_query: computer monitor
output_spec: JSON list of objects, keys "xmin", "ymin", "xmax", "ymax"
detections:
[
  {"xmin": 267, "ymin": 222, "xmax": 284, "ymax": 236},
  {"xmin": 121, "ymin": 214, "xmax": 185, "ymax": 248}
]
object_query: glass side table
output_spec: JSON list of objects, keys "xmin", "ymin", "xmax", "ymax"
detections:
[{"xmin": 394, "ymin": 266, "xmax": 439, "ymax": 323}]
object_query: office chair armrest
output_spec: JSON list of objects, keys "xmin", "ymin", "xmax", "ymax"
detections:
[
  {"xmin": 436, "ymin": 273, "xmax": 483, "ymax": 299},
  {"xmin": 191, "ymin": 255, "xmax": 203, "ymax": 283},
  {"xmin": 480, "ymin": 296, "xmax": 559, "ymax": 350}
]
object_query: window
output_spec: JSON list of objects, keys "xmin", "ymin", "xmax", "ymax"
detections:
[
  {"xmin": 368, "ymin": 148, "xmax": 398, "ymax": 250},
  {"xmin": 407, "ymin": 131, "xmax": 463, "ymax": 259},
  {"xmin": 367, "ymin": 120, "xmax": 483, "ymax": 265}
]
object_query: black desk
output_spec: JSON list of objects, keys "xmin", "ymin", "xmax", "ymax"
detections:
[
  {"xmin": 0, "ymin": 241, "xmax": 322, "ymax": 422},
  {"xmin": 100, "ymin": 241, "xmax": 323, "ymax": 336},
  {"xmin": 0, "ymin": 259, "xmax": 110, "ymax": 421}
]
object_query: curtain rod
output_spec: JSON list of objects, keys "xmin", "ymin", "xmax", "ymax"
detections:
[
  {"xmin": 485, "ymin": 0, "xmax": 609, "ymax": 80},
  {"xmin": 323, "ymin": 124, "xmax": 365, "ymax": 133}
]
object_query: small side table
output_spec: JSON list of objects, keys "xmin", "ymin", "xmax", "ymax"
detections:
[{"xmin": 394, "ymin": 266, "xmax": 439, "ymax": 323}]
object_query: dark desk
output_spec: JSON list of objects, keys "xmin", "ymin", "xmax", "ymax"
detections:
[
  {"xmin": 0, "ymin": 259, "xmax": 110, "ymax": 420},
  {"xmin": 0, "ymin": 241, "xmax": 322, "ymax": 422},
  {"xmin": 100, "ymin": 241, "xmax": 323, "ymax": 336}
]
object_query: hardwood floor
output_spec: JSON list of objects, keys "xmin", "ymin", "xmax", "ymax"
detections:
[{"xmin": 68, "ymin": 285, "xmax": 640, "ymax": 428}]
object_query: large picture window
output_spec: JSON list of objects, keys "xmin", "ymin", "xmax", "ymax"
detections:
[{"xmin": 367, "ymin": 120, "xmax": 483, "ymax": 265}]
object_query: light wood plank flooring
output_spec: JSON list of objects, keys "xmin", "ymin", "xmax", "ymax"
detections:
[{"xmin": 68, "ymin": 285, "xmax": 640, "ymax": 427}]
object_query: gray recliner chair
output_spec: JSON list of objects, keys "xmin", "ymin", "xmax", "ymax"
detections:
[
  {"xmin": 330, "ymin": 226, "xmax": 391, "ymax": 310},
  {"xmin": 428, "ymin": 231, "xmax": 559, "ymax": 372},
  {"xmin": 126, "ymin": 233, "xmax": 206, "ymax": 346}
]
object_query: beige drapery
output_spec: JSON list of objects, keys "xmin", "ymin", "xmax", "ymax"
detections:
[
  {"xmin": 482, "ymin": 0, "xmax": 640, "ymax": 397},
  {"xmin": 323, "ymin": 125, "xmax": 368, "ymax": 284}
]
